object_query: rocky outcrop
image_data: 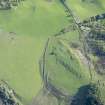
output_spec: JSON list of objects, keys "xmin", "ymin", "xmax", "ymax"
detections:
[{"xmin": 0, "ymin": 0, "xmax": 24, "ymax": 10}]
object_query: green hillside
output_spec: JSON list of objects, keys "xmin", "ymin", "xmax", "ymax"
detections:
[
  {"xmin": 0, "ymin": 0, "xmax": 69, "ymax": 104},
  {"xmin": 0, "ymin": 0, "xmax": 105, "ymax": 105},
  {"xmin": 37, "ymin": 0, "xmax": 105, "ymax": 105}
]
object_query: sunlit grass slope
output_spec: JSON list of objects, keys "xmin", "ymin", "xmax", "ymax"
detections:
[
  {"xmin": 43, "ymin": 30, "xmax": 91, "ymax": 96},
  {"xmin": 0, "ymin": 0, "xmax": 69, "ymax": 104}
]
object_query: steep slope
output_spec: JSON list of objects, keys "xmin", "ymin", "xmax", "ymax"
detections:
[{"xmin": 33, "ymin": 0, "xmax": 105, "ymax": 105}]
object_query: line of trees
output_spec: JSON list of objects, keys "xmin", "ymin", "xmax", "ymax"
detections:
[{"xmin": 83, "ymin": 13, "xmax": 105, "ymax": 24}]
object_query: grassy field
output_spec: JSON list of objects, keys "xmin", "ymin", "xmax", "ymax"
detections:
[
  {"xmin": 1, "ymin": 0, "xmax": 105, "ymax": 104},
  {"xmin": 66, "ymin": 0, "xmax": 105, "ymax": 20},
  {"xmin": 0, "ymin": 0, "xmax": 69, "ymax": 104}
]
